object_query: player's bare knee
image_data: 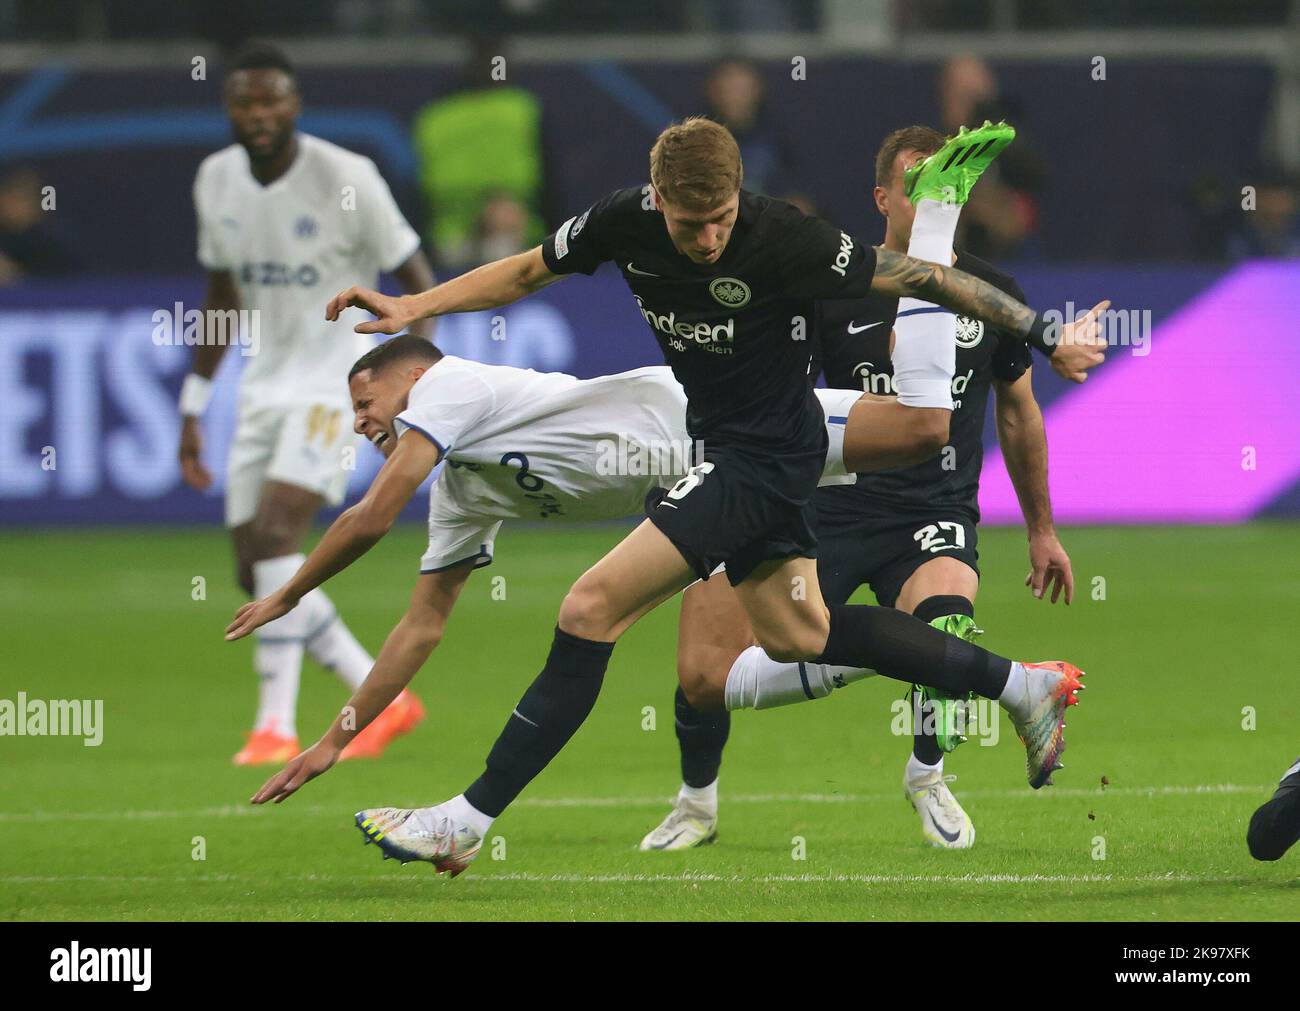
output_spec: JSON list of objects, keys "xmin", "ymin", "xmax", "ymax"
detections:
[
  {"xmin": 677, "ymin": 655, "xmax": 723, "ymax": 711},
  {"xmin": 754, "ymin": 631, "xmax": 817, "ymax": 664},
  {"xmin": 247, "ymin": 516, "xmax": 302, "ymax": 561},
  {"xmin": 557, "ymin": 579, "xmax": 617, "ymax": 641},
  {"xmin": 755, "ymin": 613, "xmax": 829, "ymax": 663}
]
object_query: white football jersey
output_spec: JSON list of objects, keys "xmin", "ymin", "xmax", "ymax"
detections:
[
  {"xmin": 194, "ymin": 133, "xmax": 420, "ymax": 410},
  {"xmin": 393, "ymin": 357, "xmax": 861, "ymax": 573}
]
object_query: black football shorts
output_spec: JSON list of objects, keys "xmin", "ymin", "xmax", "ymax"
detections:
[
  {"xmin": 815, "ymin": 509, "xmax": 980, "ymax": 608},
  {"xmin": 646, "ymin": 444, "xmax": 823, "ymax": 586}
]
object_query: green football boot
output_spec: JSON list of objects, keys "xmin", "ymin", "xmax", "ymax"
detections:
[
  {"xmin": 912, "ymin": 612, "xmax": 983, "ymax": 753},
  {"xmin": 903, "ymin": 120, "xmax": 1016, "ymax": 207}
]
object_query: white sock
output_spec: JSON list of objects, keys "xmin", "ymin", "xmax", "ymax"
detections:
[
  {"xmin": 905, "ymin": 752, "xmax": 944, "ymax": 785},
  {"xmin": 892, "ymin": 198, "xmax": 962, "ymax": 409},
  {"xmin": 678, "ymin": 779, "xmax": 718, "ymax": 815},
  {"xmin": 249, "ymin": 554, "xmax": 313, "ymax": 736},
  {"xmin": 252, "ymin": 639, "xmax": 302, "ymax": 736},
  {"xmin": 252, "ymin": 554, "xmax": 313, "ymax": 639},
  {"xmin": 305, "ymin": 610, "xmax": 375, "ymax": 691},
  {"xmin": 999, "ymin": 661, "xmax": 1029, "ymax": 720},
  {"xmin": 443, "ymin": 793, "xmax": 494, "ymax": 837},
  {"xmin": 909, "ymin": 198, "xmax": 962, "ymax": 262},
  {"xmin": 723, "ymin": 645, "xmax": 874, "ymax": 711}
]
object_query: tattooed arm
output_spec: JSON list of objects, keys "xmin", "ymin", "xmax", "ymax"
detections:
[
  {"xmin": 869, "ymin": 247, "xmax": 1041, "ymax": 337},
  {"xmin": 870, "ymin": 247, "xmax": 1113, "ymax": 377}
]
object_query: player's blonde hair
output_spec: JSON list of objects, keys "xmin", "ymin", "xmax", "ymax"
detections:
[{"xmin": 649, "ymin": 117, "xmax": 743, "ymax": 211}]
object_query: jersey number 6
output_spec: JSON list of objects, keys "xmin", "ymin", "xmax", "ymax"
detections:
[{"xmin": 667, "ymin": 461, "xmax": 715, "ymax": 501}]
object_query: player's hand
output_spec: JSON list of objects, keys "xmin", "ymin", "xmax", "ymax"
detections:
[
  {"xmin": 178, "ymin": 416, "xmax": 212, "ymax": 491},
  {"xmin": 225, "ymin": 590, "xmax": 297, "ymax": 641},
  {"xmin": 250, "ymin": 740, "xmax": 341, "ymax": 805},
  {"xmin": 1050, "ymin": 299, "xmax": 1110, "ymax": 383},
  {"xmin": 325, "ymin": 286, "xmax": 415, "ymax": 335},
  {"xmin": 1025, "ymin": 529, "xmax": 1074, "ymax": 604}
]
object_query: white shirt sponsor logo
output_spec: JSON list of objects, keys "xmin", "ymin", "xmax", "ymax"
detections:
[
  {"xmin": 634, "ymin": 296, "xmax": 734, "ymax": 347},
  {"xmin": 829, "ymin": 231, "xmax": 854, "ymax": 277}
]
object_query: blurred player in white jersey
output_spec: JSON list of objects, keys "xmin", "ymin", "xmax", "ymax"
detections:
[{"xmin": 178, "ymin": 43, "xmax": 437, "ymax": 765}]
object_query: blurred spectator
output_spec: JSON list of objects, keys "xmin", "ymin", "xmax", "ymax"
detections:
[
  {"xmin": 936, "ymin": 55, "xmax": 1048, "ymax": 260},
  {"xmin": 1227, "ymin": 172, "xmax": 1300, "ymax": 260},
  {"xmin": 704, "ymin": 58, "xmax": 807, "ymax": 206},
  {"xmin": 473, "ymin": 190, "xmax": 532, "ymax": 264},
  {"xmin": 412, "ymin": 36, "xmax": 546, "ymax": 271},
  {"xmin": 0, "ymin": 167, "xmax": 76, "ymax": 285}
]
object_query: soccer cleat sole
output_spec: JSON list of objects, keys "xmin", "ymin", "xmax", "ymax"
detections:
[{"xmin": 904, "ymin": 120, "xmax": 1016, "ymax": 205}]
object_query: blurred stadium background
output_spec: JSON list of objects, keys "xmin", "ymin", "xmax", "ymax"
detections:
[
  {"xmin": 2, "ymin": 0, "xmax": 1299, "ymax": 525},
  {"xmin": 1, "ymin": 1, "xmax": 1298, "ymax": 921}
]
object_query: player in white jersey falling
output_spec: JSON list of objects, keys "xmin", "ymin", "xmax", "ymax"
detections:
[
  {"xmin": 178, "ymin": 43, "xmax": 437, "ymax": 766},
  {"xmin": 222, "ymin": 335, "xmax": 945, "ymax": 802}
]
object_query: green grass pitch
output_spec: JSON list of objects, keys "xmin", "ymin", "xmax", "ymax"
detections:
[{"xmin": 1, "ymin": 521, "xmax": 1297, "ymax": 921}]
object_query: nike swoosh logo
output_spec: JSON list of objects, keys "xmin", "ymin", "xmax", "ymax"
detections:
[
  {"xmin": 626, "ymin": 262, "xmax": 660, "ymax": 277},
  {"xmin": 847, "ymin": 320, "xmax": 884, "ymax": 334},
  {"xmin": 928, "ymin": 811, "xmax": 963, "ymax": 843}
]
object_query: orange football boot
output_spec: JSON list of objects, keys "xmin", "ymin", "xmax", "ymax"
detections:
[
  {"xmin": 340, "ymin": 690, "xmax": 426, "ymax": 761},
  {"xmin": 232, "ymin": 727, "xmax": 299, "ymax": 766}
]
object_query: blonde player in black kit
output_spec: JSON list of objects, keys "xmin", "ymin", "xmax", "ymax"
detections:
[
  {"xmin": 643, "ymin": 125, "xmax": 1108, "ymax": 853},
  {"xmin": 244, "ymin": 118, "xmax": 1108, "ymax": 876}
]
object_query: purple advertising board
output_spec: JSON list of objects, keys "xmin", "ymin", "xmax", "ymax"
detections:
[{"xmin": 0, "ymin": 261, "xmax": 1295, "ymax": 526}]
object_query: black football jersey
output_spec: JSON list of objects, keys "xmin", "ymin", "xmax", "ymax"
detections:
[
  {"xmin": 811, "ymin": 250, "xmax": 1031, "ymax": 526},
  {"xmin": 542, "ymin": 185, "xmax": 877, "ymax": 458}
]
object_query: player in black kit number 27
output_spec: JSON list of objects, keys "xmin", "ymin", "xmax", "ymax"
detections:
[{"xmin": 284, "ymin": 118, "xmax": 1104, "ymax": 876}]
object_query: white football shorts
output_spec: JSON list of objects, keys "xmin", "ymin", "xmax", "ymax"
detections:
[{"xmin": 224, "ymin": 401, "xmax": 357, "ymax": 528}]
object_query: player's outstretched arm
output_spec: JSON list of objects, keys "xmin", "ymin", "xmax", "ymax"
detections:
[
  {"xmin": 390, "ymin": 249, "xmax": 439, "ymax": 340},
  {"xmin": 250, "ymin": 562, "xmax": 473, "ymax": 805},
  {"xmin": 326, "ymin": 245, "xmax": 563, "ymax": 335},
  {"xmin": 870, "ymin": 247, "xmax": 1109, "ymax": 350},
  {"xmin": 224, "ymin": 432, "xmax": 441, "ymax": 641},
  {"xmin": 994, "ymin": 371, "xmax": 1074, "ymax": 604}
]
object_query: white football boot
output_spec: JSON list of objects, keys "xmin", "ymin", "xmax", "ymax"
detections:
[
  {"xmin": 904, "ymin": 769, "xmax": 975, "ymax": 849},
  {"xmin": 355, "ymin": 804, "xmax": 482, "ymax": 877},
  {"xmin": 639, "ymin": 802, "xmax": 718, "ymax": 851}
]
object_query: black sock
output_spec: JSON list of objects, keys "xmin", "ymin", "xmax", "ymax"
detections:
[
  {"xmin": 465, "ymin": 627, "xmax": 614, "ymax": 818},
  {"xmin": 816, "ymin": 603, "xmax": 1010, "ymax": 700},
  {"xmin": 674, "ymin": 686, "xmax": 730, "ymax": 789},
  {"xmin": 909, "ymin": 596, "xmax": 977, "ymax": 765}
]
